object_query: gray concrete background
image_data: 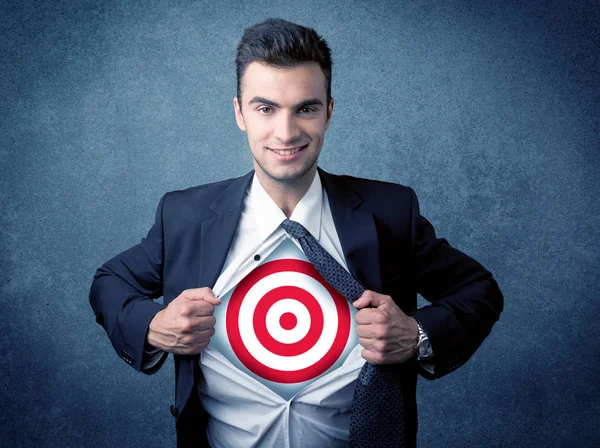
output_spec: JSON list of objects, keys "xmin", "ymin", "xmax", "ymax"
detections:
[{"xmin": 1, "ymin": 0, "xmax": 598, "ymax": 446}]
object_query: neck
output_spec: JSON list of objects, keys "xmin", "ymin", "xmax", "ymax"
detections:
[{"xmin": 255, "ymin": 166, "xmax": 317, "ymax": 218}]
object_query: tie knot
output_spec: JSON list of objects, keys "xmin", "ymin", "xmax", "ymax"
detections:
[{"xmin": 281, "ymin": 219, "xmax": 309, "ymax": 240}]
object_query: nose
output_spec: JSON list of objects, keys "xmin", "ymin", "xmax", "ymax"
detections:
[{"xmin": 274, "ymin": 111, "xmax": 302, "ymax": 144}]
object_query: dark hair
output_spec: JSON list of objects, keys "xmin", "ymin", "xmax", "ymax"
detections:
[{"xmin": 235, "ymin": 18, "xmax": 332, "ymax": 111}]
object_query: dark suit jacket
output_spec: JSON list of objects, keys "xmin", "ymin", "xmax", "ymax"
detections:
[{"xmin": 89, "ymin": 167, "xmax": 503, "ymax": 447}]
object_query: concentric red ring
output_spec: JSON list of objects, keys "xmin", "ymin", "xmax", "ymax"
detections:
[
  {"xmin": 226, "ymin": 258, "xmax": 351, "ymax": 383},
  {"xmin": 253, "ymin": 285, "xmax": 323, "ymax": 357}
]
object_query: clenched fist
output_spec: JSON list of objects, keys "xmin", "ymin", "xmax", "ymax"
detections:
[
  {"xmin": 146, "ymin": 287, "xmax": 221, "ymax": 355},
  {"xmin": 353, "ymin": 290, "xmax": 419, "ymax": 364}
]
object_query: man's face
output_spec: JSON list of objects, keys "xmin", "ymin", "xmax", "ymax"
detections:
[{"xmin": 234, "ymin": 61, "xmax": 333, "ymax": 185}]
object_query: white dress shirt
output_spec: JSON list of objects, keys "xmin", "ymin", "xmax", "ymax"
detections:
[{"xmin": 198, "ymin": 171, "xmax": 366, "ymax": 448}]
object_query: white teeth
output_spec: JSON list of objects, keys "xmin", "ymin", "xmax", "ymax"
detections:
[{"xmin": 273, "ymin": 146, "xmax": 302, "ymax": 155}]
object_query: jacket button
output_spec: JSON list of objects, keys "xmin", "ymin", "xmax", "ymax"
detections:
[
  {"xmin": 121, "ymin": 350, "xmax": 133, "ymax": 364},
  {"xmin": 170, "ymin": 405, "xmax": 179, "ymax": 417}
]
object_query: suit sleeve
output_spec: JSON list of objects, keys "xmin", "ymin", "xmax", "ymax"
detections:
[
  {"xmin": 408, "ymin": 187, "xmax": 504, "ymax": 380},
  {"xmin": 89, "ymin": 193, "xmax": 169, "ymax": 374}
]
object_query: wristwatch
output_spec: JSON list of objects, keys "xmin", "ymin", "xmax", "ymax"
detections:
[{"xmin": 415, "ymin": 320, "xmax": 434, "ymax": 361}]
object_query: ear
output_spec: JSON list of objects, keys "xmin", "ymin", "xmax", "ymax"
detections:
[
  {"xmin": 324, "ymin": 97, "xmax": 334, "ymax": 131},
  {"xmin": 233, "ymin": 97, "xmax": 247, "ymax": 132}
]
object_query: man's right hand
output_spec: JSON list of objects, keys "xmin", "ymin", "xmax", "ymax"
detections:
[{"xmin": 146, "ymin": 287, "xmax": 221, "ymax": 355}]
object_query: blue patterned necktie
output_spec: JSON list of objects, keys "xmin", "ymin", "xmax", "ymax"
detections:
[{"xmin": 280, "ymin": 219, "xmax": 407, "ymax": 447}]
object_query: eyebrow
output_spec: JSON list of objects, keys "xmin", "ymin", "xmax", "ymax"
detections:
[{"xmin": 248, "ymin": 96, "xmax": 324, "ymax": 109}]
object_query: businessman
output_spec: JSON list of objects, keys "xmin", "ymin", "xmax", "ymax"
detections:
[{"xmin": 89, "ymin": 18, "xmax": 503, "ymax": 448}]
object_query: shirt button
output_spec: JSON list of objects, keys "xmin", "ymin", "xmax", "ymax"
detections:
[{"xmin": 254, "ymin": 254, "xmax": 260, "ymax": 261}]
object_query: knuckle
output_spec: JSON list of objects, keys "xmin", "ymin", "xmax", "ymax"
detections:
[
  {"xmin": 180, "ymin": 346, "xmax": 190, "ymax": 355},
  {"xmin": 361, "ymin": 348, "xmax": 369, "ymax": 360},
  {"xmin": 374, "ymin": 313, "xmax": 387, "ymax": 324},
  {"xmin": 180, "ymin": 289, "xmax": 192, "ymax": 298},
  {"xmin": 376, "ymin": 341, "xmax": 388, "ymax": 353},
  {"xmin": 179, "ymin": 305, "xmax": 192, "ymax": 317},
  {"xmin": 197, "ymin": 301, "xmax": 212, "ymax": 312},
  {"xmin": 373, "ymin": 327, "xmax": 386, "ymax": 339},
  {"xmin": 197, "ymin": 317, "xmax": 212, "ymax": 330},
  {"xmin": 198, "ymin": 328, "xmax": 212, "ymax": 339},
  {"xmin": 367, "ymin": 350, "xmax": 382, "ymax": 364},
  {"xmin": 184, "ymin": 346, "xmax": 196, "ymax": 355},
  {"xmin": 180, "ymin": 320, "xmax": 195, "ymax": 333}
]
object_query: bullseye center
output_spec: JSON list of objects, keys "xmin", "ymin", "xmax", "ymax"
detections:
[{"xmin": 279, "ymin": 312, "xmax": 297, "ymax": 330}]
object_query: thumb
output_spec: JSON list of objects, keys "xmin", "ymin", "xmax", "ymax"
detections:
[
  {"xmin": 202, "ymin": 294, "xmax": 221, "ymax": 306},
  {"xmin": 184, "ymin": 288, "xmax": 221, "ymax": 306},
  {"xmin": 352, "ymin": 290, "xmax": 384, "ymax": 309}
]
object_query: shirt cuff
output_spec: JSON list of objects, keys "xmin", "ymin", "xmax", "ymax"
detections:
[
  {"xmin": 419, "ymin": 361, "xmax": 435, "ymax": 375},
  {"xmin": 142, "ymin": 343, "xmax": 166, "ymax": 372}
]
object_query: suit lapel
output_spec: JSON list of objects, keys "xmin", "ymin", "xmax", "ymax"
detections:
[
  {"xmin": 318, "ymin": 167, "xmax": 382, "ymax": 293},
  {"xmin": 178, "ymin": 170, "xmax": 254, "ymax": 412},
  {"xmin": 197, "ymin": 170, "xmax": 255, "ymax": 289}
]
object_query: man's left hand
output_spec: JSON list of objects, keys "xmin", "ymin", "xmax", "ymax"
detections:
[{"xmin": 353, "ymin": 290, "xmax": 419, "ymax": 364}]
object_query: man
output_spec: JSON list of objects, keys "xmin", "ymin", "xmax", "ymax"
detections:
[{"xmin": 89, "ymin": 18, "xmax": 503, "ymax": 448}]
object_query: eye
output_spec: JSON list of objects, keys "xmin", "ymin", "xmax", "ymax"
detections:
[
  {"xmin": 258, "ymin": 106, "xmax": 273, "ymax": 114},
  {"xmin": 299, "ymin": 107, "xmax": 316, "ymax": 114}
]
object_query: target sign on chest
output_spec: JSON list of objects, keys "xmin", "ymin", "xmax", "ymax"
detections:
[{"xmin": 209, "ymin": 238, "xmax": 360, "ymax": 400}]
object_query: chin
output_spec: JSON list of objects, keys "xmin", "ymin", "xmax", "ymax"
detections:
[
  {"xmin": 265, "ymin": 166, "xmax": 316, "ymax": 184},
  {"xmin": 254, "ymin": 156, "xmax": 318, "ymax": 184},
  {"xmin": 267, "ymin": 171, "xmax": 306, "ymax": 183}
]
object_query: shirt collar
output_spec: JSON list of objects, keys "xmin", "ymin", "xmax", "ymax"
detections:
[{"xmin": 248, "ymin": 171, "xmax": 323, "ymax": 241}]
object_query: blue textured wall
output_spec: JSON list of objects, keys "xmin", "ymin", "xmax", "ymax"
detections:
[{"xmin": 1, "ymin": 0, "xmax": 598, "ymax": 446}]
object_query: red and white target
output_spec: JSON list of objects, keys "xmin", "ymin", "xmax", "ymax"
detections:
[{"xmin": 226, "ymin": 259, "xmax": 351, "ymax": 383}]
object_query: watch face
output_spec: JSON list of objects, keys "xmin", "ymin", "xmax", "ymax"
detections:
[{"xmin": 418, "ymin": 340, "xmax": 433, "ymax": 359}]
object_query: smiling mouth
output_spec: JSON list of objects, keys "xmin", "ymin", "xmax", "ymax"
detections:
[{"xmin": 269, "ymin": 144, "xmax": 308, "ymax": 155}]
